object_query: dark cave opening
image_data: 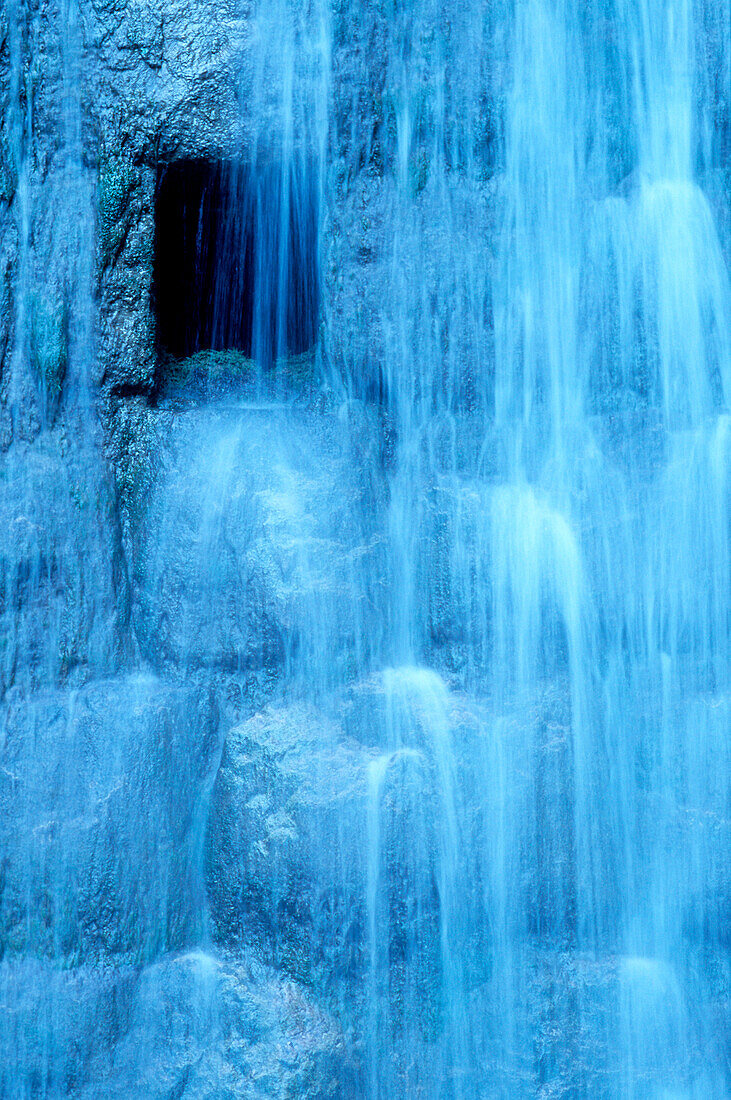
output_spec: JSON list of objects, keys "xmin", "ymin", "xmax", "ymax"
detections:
[{"xmin": 153, "ymin": 159, "xmax": 319, "ymax": 364}]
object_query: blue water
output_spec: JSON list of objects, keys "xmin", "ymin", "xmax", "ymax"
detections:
[{"xmin": 0, "ymin": 0, "xmax": 729, "ymax": 1095}]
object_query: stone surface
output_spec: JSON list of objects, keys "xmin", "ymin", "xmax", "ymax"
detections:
[
  {"xmin": 205, "ymin": 700, "xmax": 373, "ymax": 993},
  {"xmin": 0, "ymin": 0, "xmax": 728, "ymax": 1095},
  {"xmin": 93, "ymin": 948, "xmax": 361, "ymax": 1100},
  {"xmin": 0, "ymin": 675, "xmax": 218, "ymax": 963},
  {"xmin": 0, "ymin": 424, "xmax": 129, "ymax": 693},
  {"xmin": 130, "ymin": 395, "xmax": 385, "ymax": 680},
  {"xmin": 0, "ymin": 949, "xmax": 361, "ymax": 1099}
]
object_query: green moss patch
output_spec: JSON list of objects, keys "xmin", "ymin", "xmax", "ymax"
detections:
[{"xmin": 29, "ymin": 290, "xmax": 68, "ymax": 416}]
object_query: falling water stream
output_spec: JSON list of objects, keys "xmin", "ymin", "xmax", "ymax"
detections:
[{"xmin": 0, "ymin": 0, "xmax": 729, "ymax": 1095}]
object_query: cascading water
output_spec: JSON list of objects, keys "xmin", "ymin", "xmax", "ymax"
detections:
[{"xmin": 0, "ymin": 0, "xmax": 728, "ymax": 1096}]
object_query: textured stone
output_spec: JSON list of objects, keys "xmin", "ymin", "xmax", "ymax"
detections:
[
  {"xmin": 0, "ymin": 675, "xmax": 218, "ymax": 963},
  {"xmin": 0, "ymin": 949, "xmax": 362, "ymax": 1099},
  {"xmin": 130, "ymin": 396, "xmax": 384, "ymax": 679},
  {"xmin": 0, "ymin": 425, "xmax": 129, "ymax": 692},
  {"xmin": 205, "ymin": 701, "xmax": 372, "ymax": 997}
]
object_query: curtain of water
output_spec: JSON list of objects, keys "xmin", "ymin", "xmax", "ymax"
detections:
[
  {"xmin": 1, "ymin": 0, "xmax": 728, "ymax": 1094},
  {"xmin": 238, "ymin": 0, "xmax": 728, "ymax": 1092},
  {"xmin": 323, "ymin": 0, "xmax": 730, "ymax": 1094}
]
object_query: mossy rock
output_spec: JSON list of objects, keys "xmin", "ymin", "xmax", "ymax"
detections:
[
  {"xmin": 110, "ymin": 400, "xmax": 157, "ymax": 536},
  {"xmin": 274, "ymin": 347, "xmax": 319, "ymax": 387},
  {"xmin": 161, "ymin": 347, "xmax": 256, "ymax": 390},
  {"xmin": 0, "ymin": 136, "xmax": 16, "ymax": 204},
  {"xmin": 29, "ymin": 290, "xmax": 68, "ymax": 418},
  {"xmin": 98, "ymin": 158, "xmax": 136, "ymax": 267},
  {"xmin": 158, "ymin": 346, "xmax": 319, "ymax": 397}
]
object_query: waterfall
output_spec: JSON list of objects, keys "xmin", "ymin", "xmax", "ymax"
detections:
[{"xmin": 0, "ymin": 0, "xmax": 728, "ymax": 1095}]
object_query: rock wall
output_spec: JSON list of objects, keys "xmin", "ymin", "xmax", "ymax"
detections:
[
  {"xmin": 0, "ymin": 1, "xmax": 729, "ymax": 1097},
  {"xmin": 0, "ymin": 1, "xmax": 388, "ymax": 1093}
]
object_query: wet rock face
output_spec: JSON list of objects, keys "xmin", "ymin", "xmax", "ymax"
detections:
[
  {"xmin": 0, "ymin": 429, "xmax": 129, "ymax": 693},
  {"xmin": 1, "ymin": 0, "xmax": 728, "ymax": 1095},
  {"xmin": 0, "ymin": 676, "xmax": 218, "ymax": 963},
  {"xmin": 2, "ymin": 0, "xmax": 508, "ymax": 1094},
  {"xmin": 205, "ymin": 702, "xmax": 372, "ymax": 991},
  {"xmin": 0, "ymin": 957, "xmax": 139, "ymax": 1099},
  {"xmin": 85, "ymin": 0, "xmax": 251, "ymax": 155},
  {"xmin": 202, "ymin": 672, "xmax": 583, "ymax": 1094},
  {"xmin": 205, "ymin": 675, "xmax": 473, "ymax": 1009},
  {"xmin": 0, "ymin": 0, "xmax": 254, "ymax": 416},
  {"xmin": 0, "ymin": 950, "xmax": 362, "ymax": 1099},
  {"xmin": 131, "ymin": 398, "xmax": 385, "ymax": 679},
  {"xmin": 91, "ymin": 949, "xmax": 362, "ymax": 1100}
]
